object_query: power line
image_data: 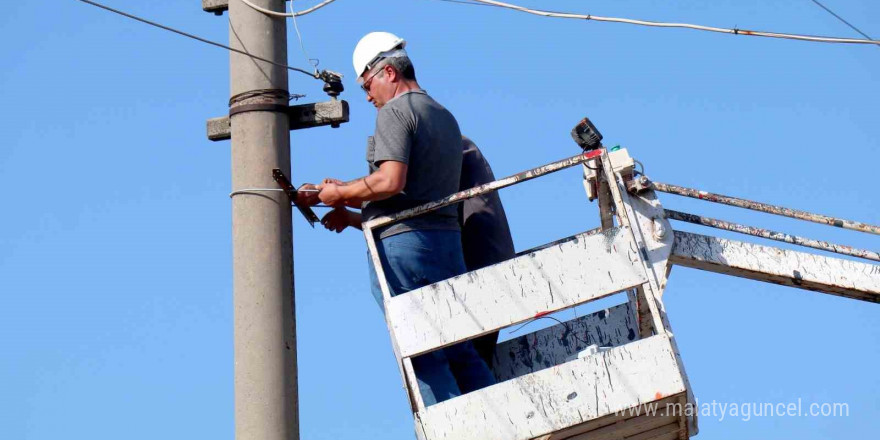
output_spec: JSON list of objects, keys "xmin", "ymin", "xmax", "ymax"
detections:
[
  {"xmin": 289, "ymin": 1, "xmax": 320, "ymax": 71},
  {"xmin": 432, "ymin": 0, "xmax": 565, "ymax": 14},
  {"xmin": 436, "ymin": 0, "xmax": 880, "ymax": 46},
  {"xmin": 75, "ymin": 0, "xmax": 322, "ymax": 79},
  {"xmin": 434, "ymin": 0, "xmax": 502, "ymax": 8},
  {"xmin": 808, "ymin": 0, "xmax": 875, "ymax": 41}
]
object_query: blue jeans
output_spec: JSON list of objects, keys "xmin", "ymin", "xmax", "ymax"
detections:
[{"xmin": 368, "ymin": 230, "xmax": 497, "ymax": 406}]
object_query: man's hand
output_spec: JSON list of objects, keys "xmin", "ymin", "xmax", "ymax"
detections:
[
  {"xmin": 317, "ymin": 181, "xmax": 345, "ymax": 207},
  {"xmin": 297, "ymin": 183, "xmax": 321, "ymax": 206},
  {"xmin": 321, "ymin": 207, "xmax": 355, "ymax": 233}
]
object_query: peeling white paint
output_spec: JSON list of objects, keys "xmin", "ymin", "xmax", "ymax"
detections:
[
  {"xmin": 387, "ymin": 227, "xmax": 648, "ymax": 358},
  {"xmin": 418, "ymin": 335, "xmax": 687, "ymax": 440},
  {"xmin": 671, "ymin": 231, "xmax": 880, "ymax": 303}
]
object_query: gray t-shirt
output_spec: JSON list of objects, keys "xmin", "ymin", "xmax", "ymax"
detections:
[{"xmin": 363, "ymin": 90, "xmax": 463, "ymax": 239}]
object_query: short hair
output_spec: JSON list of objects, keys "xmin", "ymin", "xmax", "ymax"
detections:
[{"xmin": 384, "ymin": 55, "xmax": 417, "ymax": 81}]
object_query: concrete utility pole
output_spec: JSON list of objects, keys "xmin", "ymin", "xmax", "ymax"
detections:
[
  {"xmin": 204, "ymin": 1, "xmax": 346, "ymax": 437},
  {"xmin": 228, "ymin": 1, "xmax": 297, "ymax": 439}
]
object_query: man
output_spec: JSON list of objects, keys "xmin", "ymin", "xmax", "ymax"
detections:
[
  {"xmin": 458, "ymin": 136, "xmax": 515, "ymax": 273},
  {"xmin": 319, "ymin": 136, "xmax": 516, "ymax": 308},
  {"xmin": 458, "ymin": 136, "xmax": 516, "ymax": 365},
  {"xmin": 301, "ymin": 32, "xmax": 496, "ymax": 406}
]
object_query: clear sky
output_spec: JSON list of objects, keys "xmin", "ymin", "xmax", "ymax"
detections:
[{"xmin": 2, "ymin": 1, "xmax": 878, "ymax": 439}]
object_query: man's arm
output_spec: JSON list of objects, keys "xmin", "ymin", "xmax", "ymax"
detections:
[{"xmin": 318, "ymin": 161, "xmax": 407, "ymax": 207}]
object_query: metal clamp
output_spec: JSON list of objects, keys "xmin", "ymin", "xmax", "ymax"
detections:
[
  {"xmin": 272, "ymin": 169, "xmax": 320, "ymax": 228},
  {"xmin": 229, "ymin": 103, "xmax": 290, "ymax": 117}
]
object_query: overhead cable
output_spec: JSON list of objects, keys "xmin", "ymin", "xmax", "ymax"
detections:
[
  {"xmin": 442, "ymin": 0, "xmax": 880, "ymax": 46},
  {"xmin": 289, "ymin": 1, "xmax": 321, "ymax": 71},
  {"xmin": 238, "ymin": 0, "xmax": 337, "ymax": 18},
  {"xmin": 230, "ymin": 188, "xmax": 285, "ymax": 198},
  {"xmin": 75, "ymin": 0, "xmax": 323, "ymax": 80},
  {"xmin": 808, "ymin": 0, "xmax": 875, "ymax": 42},
  {"xmin": 435, "ymin": 0, "xmax": 503, "ymax": 8}
]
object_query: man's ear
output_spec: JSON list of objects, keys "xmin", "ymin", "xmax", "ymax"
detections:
[{"xmin": 385, "ymin": 64, "xmax": 398, "ymax": 82}]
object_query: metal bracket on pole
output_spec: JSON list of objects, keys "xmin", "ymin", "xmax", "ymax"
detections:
[
  {"xmin": 207, "ymin": 100, "xmax": 350, "ymax": 141},
  {"xmin": 272, "ymin": 169, "xmax": 321, "ymax": 228}
]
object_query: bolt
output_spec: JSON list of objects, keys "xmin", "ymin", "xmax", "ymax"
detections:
[
  {"xmin": 639, "ymin": 175, "xmax": 650, "ymax": 186},
  {"xmin": 652, "ymin": 218, "xmax": 668, "ymax": 240}
]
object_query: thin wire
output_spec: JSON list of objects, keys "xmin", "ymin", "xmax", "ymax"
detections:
[
  {"xmin": 290, "ymin": 1, "xmax": 320, "ymax": 72},
  {"xmin": 229, "ymin": 188, "xmax": 285, "ymax": 198},
  {"xmin": 229, "ymin": 188, "xmax": 331, "ymax": 208},
  {"xmin": 633, "ymin": 160, "xmax": 645, "ymax": 176},
  {"xmin": 433, "ymin": 0, "xmax": 569, "ymax": 14},
  {"xmin": 75, "ymin": 0, "xmax": 320, "ymax": 79},
  {"xmin": 229, "ymin": 189, "xmax": 331, "ymax": 209},
  {"xmin": 808, "ymin": 0, "xmax": 875, "ymax": 41},
  {"xmin": 439, "ymin": 0, "xmax": 880, "ymax": 46},
  {"xmin": 434, "ymin": 0, "xmax": 503, "ymax": 8},
  {"xmin": 508, "ymin": 315, "xmax": 589, "ymax": 345},
  {"xmin": 238, "ymin": 0, "xmax": 337, "ymax": 18}
]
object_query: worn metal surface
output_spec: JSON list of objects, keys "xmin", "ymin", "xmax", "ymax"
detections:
[
  {"xmin": 545, "ymin": 394, "xmax": 687, "ymax": 440},
  {"xmin": 629, "ymin": 286, "xmax": 656, "ymax": 339},
  {"xmin": 228, "ymin": 1, "xmax": 298, "ymax": 439},
  {"xmin": 387, "ymin": 227, "xmax": 648, "ymax": 358},
  {"xmin": 665, "ymin": 209, "xmax": 880, "ymax": 262},
  {"xmin": 600, "ymin": 152, "xmax": 698, "ymax": 436},
  {"xmin": 491, "ymin": 302, "xmax": 639, "ymax": 382},
  {"xmin": 596, "ymin": 172, "xmax": 616, "ymax": 230},
  {"xmin": 599, "ymin": 153, "xmax": 667, "ymax": 334},
  {"xmin": 417, "ymin": 335, "xmax": 687, "ymax": 440},
  {"xmin": 651, "ymin": 180, "xmax": 880, "ymax": 236},
  {"xmin": 207, "ymin": 100, "xmax": 349, "ymax": 141},
  {"xmin": 364, "ymin": 149, "xmax": 604, "ymax": 230},
  {"xmin": 628, "ymin": 193, "xmax": 674, "ymax": 292},
  {"xmin": 671, "ymin": 231, "xmax": 880, "ymax": 303},
  {"xmin": 515, "ymin": 227, "xmax": 602, "ymax": 257},
  {"xmin": 271, "ymin": 169, "xmax": 320, "ymax": 227},
  {"xmin": 558, "ymin": 414, "xmax": 680, "ymax": 440}
]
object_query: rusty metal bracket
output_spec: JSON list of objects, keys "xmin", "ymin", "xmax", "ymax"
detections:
[
  {"xmin": 627, "ymin": 174, "xmax": 653, "ymax": 193},
  {"xmin": 272, "ymin": 169, "xmax": 320, "ymax": 228}
]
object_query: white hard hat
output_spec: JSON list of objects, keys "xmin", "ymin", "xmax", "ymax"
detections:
[{"xmin": 352, "ymin": 32, "xmax": 407, "ymax": 80}]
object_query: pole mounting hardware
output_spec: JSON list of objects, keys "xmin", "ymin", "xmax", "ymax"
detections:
[{"xmin": 272, "ymin": 169, "xmax": 320, "ymax": 227}]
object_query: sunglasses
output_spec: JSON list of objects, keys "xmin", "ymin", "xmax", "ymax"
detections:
[{"xmin": 359, "ymin": 58, "xmax": 387, "ymax": 93}]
